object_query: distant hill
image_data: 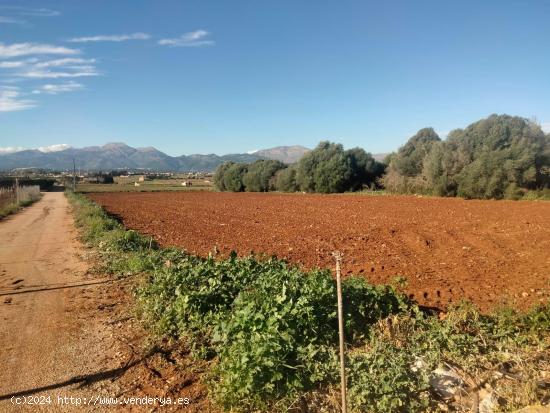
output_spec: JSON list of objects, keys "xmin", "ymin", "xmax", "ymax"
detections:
[
  {"xmin": 253, "ymin": 145, "xmax": 310, "ymax": 164},
  {"xmin": 0, "ymin": 142, "xmax": 263, "ymax": 172}
]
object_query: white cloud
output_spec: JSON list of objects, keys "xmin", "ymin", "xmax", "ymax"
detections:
[
  {"xmin": 0, "ymin": 60, "xmax": 25, "ymax": 68},
  {"xmin": 2, "ymin": 57, "xmax": 99, "ymax": 84},
  {"xmin": 541, "ymin": 122, "xmax": 550, "ymax": 134},
  {"xmin": 0, "ymin": 87, "xmax": 35, "ymax": 112},
  {"xmin": 20, "ymin": 70, "xmax": 98, "ymax": 79},
  {"xmin": 37, "ymin": 144, "xmax": 71, "ymax": 152},
  {"xmin": 32, "ymin": 81, "xmax": 84, "ymax": 95},
  {"xmin": 158, "ymin": 30, "xmax": 214, "ymax": 47},
  {"xmin": 0, "ymin": 6, "xmax": 60, "ymax": 17},
  {"xmin": 0, "ymin": 144, "xmax": 72, "ymax": 154},
  {"xmin": 0, "ymin": 146, "xmax": 25, "ymax": 154},
  {"xmin": 68, "ymin": 32, "xmax": 151, "ymax": 43},
  {"xmin": 0, "ymin": 16, "xmax": 24, "ymax": 24},
  {"xmin": 0, "ymin": 42, "xmax": 80, "ymax": 58},
  {"xmin": 34, "ymin": 58, "xmax": 95, "ymax": 68}
]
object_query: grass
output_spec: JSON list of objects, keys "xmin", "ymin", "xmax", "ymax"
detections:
[
  {"xmin": 521, "ymin": 188, "xmax": 550, "ymax": 201},
  {"xmin": 0, "ymin": 202, "xmax": 20, "ymax": 219},
  {"xmin": 67, "ymin": 191, "xmax": 550, "ymax": 412},
  {"xmin": 0, "ymin": 193, "xmax": 42, "ymax": 219}
]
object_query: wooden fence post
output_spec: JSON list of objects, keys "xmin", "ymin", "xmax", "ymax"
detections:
[
  {"xmin": 333, "ymin": 251, "xmax": 347, "ymax": 413},
  {"xmin": 15, "ymin": 177, "xmax": 19, "ymax": 204}
]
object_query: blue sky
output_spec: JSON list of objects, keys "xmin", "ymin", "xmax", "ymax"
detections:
[{"xmin": 1, "ymin": 0, "xmax": 549, "ymax": 156}]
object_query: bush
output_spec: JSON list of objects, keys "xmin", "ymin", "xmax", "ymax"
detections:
[
  {"xmin": 347, "ymin": 343, "xmax": 432, "ymax": 413},
  {"xmin": 295, "ymin": 141, "xmax": 354, "ymax": 193},
  {"xmin": 212, "ymin": 268, "xmax": 340, "ymax": 410},
  {"xmin": 222, "ymin": 163, "xmax": 248, "ymax": 192},
  {"xmin": 213, "ymin": 162, "xmax": 234, "ymax": 191},
  {"xmin": 346, "ymin": 147, "xmax": 386, "ymax": 190},
  {"xmin": 383, "ymin": 115, "xmax": 550, "ymax": 199},
  {"xmin": 242, "ymin": 160, "xmax": 287, "ymax": 192},
  {"xmin": 137, "ymin": 253, "xmax": 409, "ymax": 411},
  {"xmin": 273, "ymin": 166, "xmax": 299, "ymax": 192}
]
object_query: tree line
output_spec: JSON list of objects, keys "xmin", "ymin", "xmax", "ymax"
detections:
[
  {"xmin": 382, "ymin": 115, "xmax": 550, "ymax": 199},
  {"xmin": 214, "ymin": 142, "xmax": 385, "ymax": 193},
  {"xmin": 214, "ymin": 114, "xmax": 550, "ymax": 199}
]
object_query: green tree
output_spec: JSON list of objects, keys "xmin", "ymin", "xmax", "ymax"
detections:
[
  {"xmin": 381, "ymin": 128, "xmax": 440, "ymax": 194},
  {"xmin": 393, "ymin": 128, "xmax": 441, "ymax": 177},
  {"xmin": 295, "ymin": 141, "xmax": 354, "ymax": 193},
  {"xmin": 382, "ymin": 115, "xmax": 550, "ymax": 199},
  {"xmin": 222, "ymin": 163, "xmax": 248, "ymax": 192},
  {"xmin": 273, "ymin": 166, "xmax": 299, "ymax": 192},
  {"xmin": 213, "ymin": 161, "xmax": 234, "ymax": 191},
  {"xmin": 346, "ymin": 147, "xmax": 386, "ymax": 190},
  {"xmin": 452, "ymin": 115, "xmax": 548, "ymax": 198},
  {"xmin": 242, "ymin": 160, "xmax": 286, "ymax": 192}
]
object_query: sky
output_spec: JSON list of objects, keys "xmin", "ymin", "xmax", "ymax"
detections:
[{"xmin": 0, "ymin": 0, "xmax": 549, "ymax": 156}]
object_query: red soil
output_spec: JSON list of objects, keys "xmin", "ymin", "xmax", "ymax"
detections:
[{"xmin": 89, "ymin": 192, "xmax": 550, "ymax": 312}]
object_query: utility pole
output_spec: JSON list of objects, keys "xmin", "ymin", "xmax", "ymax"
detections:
[
  {"xmin": 333, "ymin": 251, "xmax": 347, "ymax": 413},
  {"xmin": 73, "ymin": 158, "xmax": 76, "ymax": 192}
]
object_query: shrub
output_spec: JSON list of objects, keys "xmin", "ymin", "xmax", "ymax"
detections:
[
  {"xmin": 295, "ymin": 141, "xmax": 354, "ymax": 193},
  {"xmin": 383, "ymin": 115, "xmax": 550, "ymax": 199},
  {"xmin": 222, "ymin": 163, "xmax": 248, "ymax": 192},
  {"xmin": 347, "ymin": 343, "xmax": 432, "ymax": 413},
  {"xmin": 242, "ymin": 159, "xmax": 287, "ymax": 192},
  {"xmin": 273, "ymin": 166, "xmax": 299, "ymax": 192},
  {"xmin": 137, "ymin": 252, "xmax": 410, "ymax": 411},
  {"xmin": 346, "ymin": 147, "xmax": 386, "ymax": 190},
  {"xmin": 213, "ymin": 161, "xmax": 234, "ymax": 191},
  {"xmin": 211, "ymin": 268, "xmax": 339, "ymax": 410}
]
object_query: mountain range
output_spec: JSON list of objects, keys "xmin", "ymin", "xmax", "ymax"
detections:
[
  {"xmin": 0, "ymin": 143, "xmax": 388, "ymax": 172},
  {"xmin": 0, "ymin": 143, "xmax": 312, "ymax": 172}
]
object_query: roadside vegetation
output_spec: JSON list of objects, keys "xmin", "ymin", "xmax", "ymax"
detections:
[
  {"xmin": 214, "ymin": 114, "xmax": 550, "ymax": 200},
  {"xmin": 67, "ymin": 191, "xmax": 550, "ymax": 412},
  {"xmin": 0, "ymin": 185, "xmax": 42, "ymax": 218}
]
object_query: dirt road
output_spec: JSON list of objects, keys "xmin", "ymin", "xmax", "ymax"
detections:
[{"xmin": 0, "ymin": 193, "xmax": 117, "ymax": 411}]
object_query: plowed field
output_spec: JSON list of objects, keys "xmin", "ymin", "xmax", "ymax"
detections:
[{"xmin": 89, "ymin": 192, "xmax": 550, "ymax": 311}]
